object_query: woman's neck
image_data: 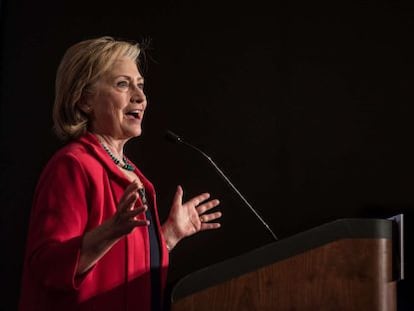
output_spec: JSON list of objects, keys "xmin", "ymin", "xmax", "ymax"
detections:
[{"xmin": 94, "ymin": 133, "xmax": 127, "ymax": 160}]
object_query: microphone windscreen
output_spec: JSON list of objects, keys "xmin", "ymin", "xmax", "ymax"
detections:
[{"xmin": 165, "ymin": 130, "xmax": 182, "ymax": 143}]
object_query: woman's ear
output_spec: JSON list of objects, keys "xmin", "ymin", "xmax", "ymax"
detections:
[{"xmin": 78, "ymin": 97, "xmax": 93, "ymax": 115}]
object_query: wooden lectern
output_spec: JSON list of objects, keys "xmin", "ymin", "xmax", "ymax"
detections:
[{"xmin": 169, "ymin": 217, "xmax": 403, "ymax": 311}]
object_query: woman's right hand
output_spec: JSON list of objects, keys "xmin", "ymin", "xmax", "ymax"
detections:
[
  {"xmin": 77, "ymin": 180, "xmax": 148, "ymax": 275},
  {"xmin": 109, "ymin": 180, "xmax": 149, "ymax": 238}
]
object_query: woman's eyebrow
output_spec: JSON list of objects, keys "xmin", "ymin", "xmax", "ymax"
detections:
[{"xmin": 114, "ymin": 75, "xmax": 144, "ymax": 82}]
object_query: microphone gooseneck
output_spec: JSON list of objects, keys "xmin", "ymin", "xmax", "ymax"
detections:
[{"xmin": 165, "ymin": 130, "xmax": 278, "ymax": 241}]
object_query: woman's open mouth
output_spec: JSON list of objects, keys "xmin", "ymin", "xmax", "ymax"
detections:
[{"xmin": 125, "ymin": 110, "xmax": 141, "ymax": 120}]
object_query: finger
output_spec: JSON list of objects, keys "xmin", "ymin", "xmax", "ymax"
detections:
[
  {"xmin": 196, "ymin": 199, "xmax": 220, "ymax": 214},
  {"xmin": 186, "ymin": 192, "xmax": 210, "ymax": 207},
  {"xmin": 124, "ymin": 180, "xmax": 140, "ymax": 196},
  {"xmin": 123, "ymin": 219, "xmax": 150, "ymax": 233},
  {"xmin": 118, "ymin": 181, "xmax": 140, "ymax": 206},
  {"xmin": 130, "ymin": 219, "xmax": 150, "ymax": 227},
  {"xmin": 200, "ymin": 222, "xmax": 221, "ymax": 231},
  {"xmin": 123, "ymin": 204, "xmax": 147, "ymax": 219},
  {"xmin": 172, "ymin": 185, "xmax": 183, "ymax": 206},
  {"xmin": 118, "ymin": 191, "xmax": 139, "ymax": 212},
  {"xmin": 199, "ymin": 211, "xmax": 222, "ymax": 223},
  {"xmin": 118, "ymin": 206, "xmax": 149, "ymax": 232}
]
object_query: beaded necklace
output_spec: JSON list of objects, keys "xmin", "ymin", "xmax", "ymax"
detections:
[{"xmin": 98, "ymin": 139, "xmax": 135, "ymax": 172}]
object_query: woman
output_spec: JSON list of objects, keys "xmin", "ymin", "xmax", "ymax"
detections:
[{"xmin": 19, "ymin": 36, "xmax": 221, "ymax": 311}]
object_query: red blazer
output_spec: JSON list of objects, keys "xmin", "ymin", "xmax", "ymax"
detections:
[{"xmin": 19, "ymin": 132, "xmax": 169, "ymax": 311}]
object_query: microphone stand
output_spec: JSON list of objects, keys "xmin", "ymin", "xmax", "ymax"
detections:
[{"xmin": 166, "ymin": 130, "xmax": 278, "ymax": 241}]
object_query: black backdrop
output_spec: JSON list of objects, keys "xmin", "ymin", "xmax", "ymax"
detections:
[{"xmin": 1, "ymin": 0, "xmax": 413, "ymax": 309}]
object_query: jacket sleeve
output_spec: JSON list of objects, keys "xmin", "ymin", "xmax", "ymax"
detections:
[{"xmin": 26, "ymin": 153, "xmax": 92, "ymax": 291}]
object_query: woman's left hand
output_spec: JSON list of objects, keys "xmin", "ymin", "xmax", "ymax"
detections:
[{"xmin": 162, "ymin": 185, "xmax": 221, "ymax": 251}]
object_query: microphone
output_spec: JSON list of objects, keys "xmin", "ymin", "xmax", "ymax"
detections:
[{"xmin": 165, "ymin": 130, "xmax": 278, "ymax": 241}]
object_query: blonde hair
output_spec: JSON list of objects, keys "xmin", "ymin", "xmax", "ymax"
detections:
[{"xmin": 53, "ymin": 36, "xmax": 141, "ymax": 140}]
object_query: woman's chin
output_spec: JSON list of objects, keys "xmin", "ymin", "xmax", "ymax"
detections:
[
  {"xmin": 124, "ymin": 121, "xmax": 142, "ymax": 135},
  {"xmin": 128, "ymin": 127, "xmax": 143, "ymax": 138}
]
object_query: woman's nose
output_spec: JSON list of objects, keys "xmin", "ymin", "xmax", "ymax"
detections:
[
  {"xmin": 130, "ymin": 95, "xmax": 144, "ymax": 103},
  {"xmin": 130, "ymin": 87, "xmax": 146, "ymax": 103}
]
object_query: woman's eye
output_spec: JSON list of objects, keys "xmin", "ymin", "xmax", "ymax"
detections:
[
  {"xmin": 137, "ymin": 83, "xmax": 144, "ymax": 90},
  {"xmin": 117, "ymin": 81, "xmax": 129, "ymax": 88}
]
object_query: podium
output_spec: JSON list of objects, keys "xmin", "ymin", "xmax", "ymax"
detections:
[{"xmin": 169, "ymin": 217, "xmax": 403, "ymax": 311}]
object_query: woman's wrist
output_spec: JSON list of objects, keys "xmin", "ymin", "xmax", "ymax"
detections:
[
  {"xmin": 77, "ymin": 221, "xmax": 120, "ymax": 275},
  {"xmin": 161, "ymin": 220, "xmax": 180, "ymax": 252}
]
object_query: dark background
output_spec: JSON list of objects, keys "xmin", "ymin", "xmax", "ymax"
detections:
[{"xmin": 1, "ymin": 0, "xmax": 413, "ymax": 309}]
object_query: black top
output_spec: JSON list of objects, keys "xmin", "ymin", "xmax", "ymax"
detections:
[{"xmin": 139, "ymin": 188, "xmax": 162, "ymax": 311}]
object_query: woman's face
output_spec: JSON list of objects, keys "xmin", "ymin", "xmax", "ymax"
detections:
[{"xmin": 86, "ymin": 57, "xmax": 147, "ymax": 140}]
